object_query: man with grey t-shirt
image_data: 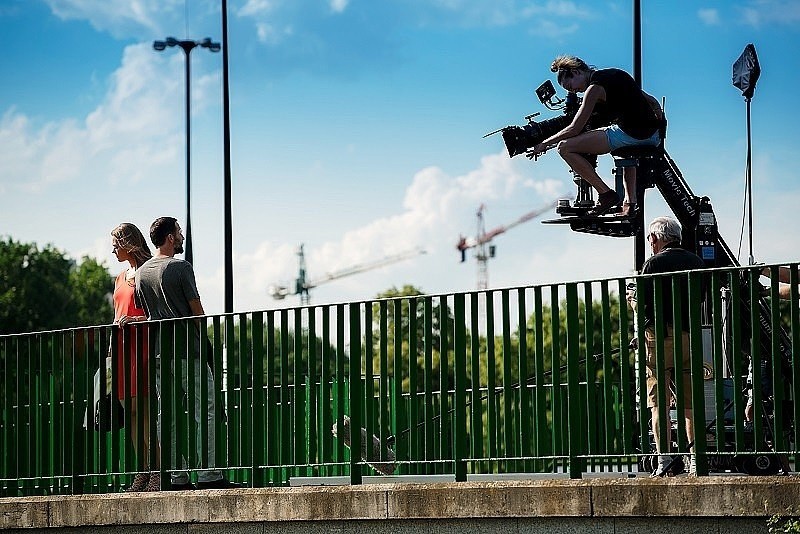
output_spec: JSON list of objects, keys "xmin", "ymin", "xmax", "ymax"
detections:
[{"xmin": 136, "ymin": 216, "xmax": 238, "ymax": 490}]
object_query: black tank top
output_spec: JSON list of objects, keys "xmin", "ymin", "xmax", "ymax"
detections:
[{"xmin": 589, "ymin": 68, "xmax": 659, "ymax": 139}]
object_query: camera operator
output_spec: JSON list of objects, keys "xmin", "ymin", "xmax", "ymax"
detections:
[{"xmin": 528, "ymin": 55, "xmax": 663, "ymax": 217}]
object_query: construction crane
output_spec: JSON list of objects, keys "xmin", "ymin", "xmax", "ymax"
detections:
[
  {"xmin": 456, "ymin": 201, "xmax": 556, "ymax": 289},
  {"xmin": 269, "ymin": 244, "xmax": 427, "ymax": 305}
]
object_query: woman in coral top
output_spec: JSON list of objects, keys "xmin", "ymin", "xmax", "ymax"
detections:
[{"xmin": 110, "ymin": 222, "xmax": 159, "ymax": 492}]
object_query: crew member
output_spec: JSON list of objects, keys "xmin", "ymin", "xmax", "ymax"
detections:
[
  {"xmin": 628, "ymin": 216, "xmax": 705, "ymax": 476},
  {"xmin": 528, "ymin": 55, "xmax": 662, "ymax": 217}
]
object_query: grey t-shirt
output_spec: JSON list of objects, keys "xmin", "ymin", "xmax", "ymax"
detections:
[
  {"xmin": 135, "ymin": 256, "xmax": 203, "ymax": 357},
  {"xmin": 135, "ymin": 256, "xmax": 200, "ymax": 319}
]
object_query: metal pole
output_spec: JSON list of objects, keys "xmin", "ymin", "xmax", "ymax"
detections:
[
  {"xmin": 746, "ymin": 97, "xmax": 754, "ymax": 264},
  {"xmin": 633, "ymin": 0, "xmax": 645, "ymax": 272},
  {"xmin": 182, "ymin": 44, "xmax": 194, "ymax": 266},
  {"xmin": 222, "ymin": 0, "xmax": 234, "ymax": 312}
]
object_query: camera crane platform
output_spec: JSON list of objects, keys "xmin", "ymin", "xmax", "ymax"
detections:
[{"xmin": 486, "ymin": 78, "xmax": 792, "ymax": 391}]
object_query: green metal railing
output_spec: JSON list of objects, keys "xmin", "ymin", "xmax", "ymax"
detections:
[{"xmin": 1, "ymin": 263, "xmax": 797, "ymax": 496}]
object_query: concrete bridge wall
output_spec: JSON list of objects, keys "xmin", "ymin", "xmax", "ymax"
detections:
[{"xmin": 1, "ymin": 476, "xmax": 798, "ymax": 533}]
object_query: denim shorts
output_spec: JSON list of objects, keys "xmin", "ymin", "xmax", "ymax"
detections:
[{"xmin": 603, "ymin": 124, "xmax": 660, "ymax": 151}]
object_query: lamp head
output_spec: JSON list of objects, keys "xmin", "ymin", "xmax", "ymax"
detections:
[
  {"xmin": 200, "ymin": 37, "xmax": 221, "ymax": 52},
  {"xmin": 165, "ymin": 37, "xmax": 179, "ymax": 47},
  {"xmin": 153, "ymin": 40, "xmax": 167, "ymax": 51}
]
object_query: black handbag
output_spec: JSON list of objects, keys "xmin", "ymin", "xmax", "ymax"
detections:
[{"xmin": 94, "ymin": 392, "xmax": 125, "ymax": 432}]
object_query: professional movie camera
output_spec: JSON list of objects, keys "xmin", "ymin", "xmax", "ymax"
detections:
[{"xmin": 484, "ymin": 81, "xmax": 580, "ymax": 157}]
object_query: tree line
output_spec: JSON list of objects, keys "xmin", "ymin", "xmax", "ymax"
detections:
[{"xmin": 0, "ymin": 237, "xmax": 113, "ymax": 334}]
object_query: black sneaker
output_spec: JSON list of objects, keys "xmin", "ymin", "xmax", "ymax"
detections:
[
  {"xmin": 167, "ymin": 481, "xmax": 197, "ymax": 491},
  {"xmin": 196, "ymin": 478, "xmax": 243, "ymax": 490}
]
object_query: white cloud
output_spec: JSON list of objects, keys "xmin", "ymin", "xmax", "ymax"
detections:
[
  {"xmin": 44, "ymin": 0, "xmax": 187, "ymax": 37},
  {"xmin": 227, "ymin": 150, "xmax": 566, "ymax": 311},
  {"xmin": 0, "ymin": 43, "xmax": 219, "ymax": 192},
  {"xmin": 239, "ymin": 0, "xmax": 278, "ymax": 17},
  {"xmin": 255, "ymin": 22, "xmax": 294, "ymax": 45},
  {"xmin": 738, "ymin": 1, "xmax": 800, "ymax": 27},
  {"xmin": 330, "ymin": 0, "xmax": 349, "ymax": 13},
  {"xmin": 698, "ymin": 8, "xmax": 720, "ymax": 25}
]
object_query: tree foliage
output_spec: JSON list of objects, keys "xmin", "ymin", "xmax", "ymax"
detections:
[{"xmin": 0, "ymin": 238, "xmax": 113, "ymax": 334}]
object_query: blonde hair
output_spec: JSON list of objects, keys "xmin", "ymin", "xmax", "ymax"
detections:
[
  {"xmin": 551, "ymin": 55, "xmax": 592, "ymax": 84},
  {"xmin": 111, "ymin": 223, "xmax": 153, "ymax": 267}
]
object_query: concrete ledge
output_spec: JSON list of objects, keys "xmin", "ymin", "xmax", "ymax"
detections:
[{"xmin": 0, "ymin": 476, "xmax": 798, "ymax": 529}]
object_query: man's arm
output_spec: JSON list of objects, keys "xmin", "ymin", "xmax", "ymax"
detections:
[
  {"xmin": 189, "ymin": 298, "xmax": 205, "ymax": 317},
  {"xmin": 762, "ymin": 266, "xmax": 794, "ymax": 299}
]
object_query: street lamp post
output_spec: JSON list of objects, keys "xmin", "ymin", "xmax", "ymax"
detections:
[{"xmin": 153, "ymin": 37, "xmax": 221, "ymax": 266}]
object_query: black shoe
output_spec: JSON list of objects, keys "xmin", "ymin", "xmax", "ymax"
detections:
[
  {"xmin": 167, "ymin": 481, "xmax": 197, "ymax": 491},
  {"xmin": 196, "ymin": 478, "xmax": 243, "ymax": 490},
  {"xmin": 588, "ymin": 191, "xmax": 621, "ymax": 216}
]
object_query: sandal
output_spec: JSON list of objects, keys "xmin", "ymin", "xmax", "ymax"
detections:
[
  {"xmin": 588, "ymin": 191, "xmax": 620, "ymax": 216},
  {"xmin": 124, "ymin": 472, "xmax": 150, "ymax": 492},
  {"xmin": 619, "ymin": 201, "xmax": 638, "ymax": 218}
]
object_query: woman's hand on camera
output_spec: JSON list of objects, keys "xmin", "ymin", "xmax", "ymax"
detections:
[{"xmin": 526, "ymin": 143, "xmax": 550, "ymax": 160}]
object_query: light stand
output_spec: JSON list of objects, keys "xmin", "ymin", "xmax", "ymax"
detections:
[
  {"xmin": 732, "ymin": 44, "xmax": 761, "ymax": 265},
  {"xmin": 153, "ymin": 37, "xmax": 221, "ymax": 266}
]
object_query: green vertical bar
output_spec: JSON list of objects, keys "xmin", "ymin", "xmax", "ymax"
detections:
[
  {"xmin": 711, "ymin": 273, "xmax": 726, "ymax": 453},
  {"xmin": 335, "ymin": 305, "xmax": 346, "ymax": 475},
  {"xmin": 565, "ymin": 283, "xmax": 583, "ymax": 478},
  {"xmin": 790, "ymin": 265, "xmax": 800, "ymax": 460},
  {"xmin": 453, "ymin": 293, "xmax": 467, "ymax": 481},
  {"xmin": 49, "ymin": 333, "xmax": 59, "ymax": 490},
  {"xmin": 175, "ymin": 321, "xmax": 189, "ymax": 481},
  {"xmin": 550, "ymin": 286, "xmax": 562, "ymax": 472},
  {"xmin": 749, "ymin": 270, "xmax": 764, "ymax": 449},
  {"xmin": 424, "ymin": 297, "xmax": 435, "ymax": 470},
  {"xmin": 378, "ymin": 302, "xmax": 390, "ymax": 465},
  {"xmin": 485, "ymin": 292, "xmax": 497, "ymax": 471},
  {"xmin": 319, "ymin": 307, "xmax": 331, "ymax": 478},
  {"xmin": 97, "ymin": 330, "xmax": 108, "ymax": 490},
  {"xmin": 470, "ymin": 293, "xmax": 484, "ymax": 472},
  {"xmin": 500, "ymin": 289, "xmax": 513, "ymax": 469},
  {"xmin": 252, "ymin": 312, "xmax": 265, "ymax": 487},
  {"xmin": 653, "ymin": 275, "xmax": 669, "ymax": 459},
  {"xmin": 224, "ymin": 315, "xmax": 237, "ymax": 478},
  {"xmin": 582, "ymin": 283, "xmax": 597, "ymax": 470},
  {"xmin": 239, "ymin": 313, "xmax": 252, "ymax": 484},
  {"xmin": 438, "ymin": 295, "xmax": 450, "ymax": 471},
  {"xmin": 280, "ymin": 310, "xmax": 291, "ymax": 480},
  {"xmin": 517, "ymin": 289, "xmax": 530, "ymax": 471},
  {"xmin": 600, "ymin": 281, "xmax": 615, "ymax": 469},
  {"xmin": 212, "ymin": 318, "xmax": 225, "ymax": 476},
  {"xmin": 616, "ymin": 279, "xmax": 633, "ymax": 459},
  {"xmin": 767, "ymin": 267, "xmax": 786, "ymax": 453},
  {"xmin": 293, "ymin": 309, "xmax": 306, "ymax": 477},
  {"xmin": 348, "ymin": 303, "xmax": 362, "ymax": 484},
  {"xmin": 198, "ymin": 317, "xmax": 210, "ymax": 478},
  {"xmin": 634, "ymin": 278, "xmax": 649, "ymax": 458},
  {"xmin": 363, "ymin": 303, "xmax": 374, "ymax": 469},
  {"xmin": 1, "ymin": 337, "xmax": 8, "ymax": 494},
  {"xmin": 688, "ymin": 272, "xmax": 707, "ymax": 475},
  {"xmin": 392, "ymin": 299, "xmax": 405, "ymax": 474},
  {"xmin": 265, "ymin": 311, "xmax": 277, "ymax": 484},
  {"xmin": 157, "ymin": 323, "xmax": 173, "ymax": 491},
  {"xmin": 407, "ymin": 297, "xmax": 418, "ymax": 474},
  {"xmin": 671, "ymin": 274, "xmax": 686, "ymax": 454},
  {"xmin": 728, "ymin": 271, "xmax": 745, "ymax": 450},
  {"xmin": 533, "ymin": 287, "xmax": 547, "ymax": 471},
  {"xmin": 134, "ymin": 324, "xmax": 145, "ymax": 479},
  {"xmin": 307, "ymin": 307, "xmax": 318, "ymax": 476}
]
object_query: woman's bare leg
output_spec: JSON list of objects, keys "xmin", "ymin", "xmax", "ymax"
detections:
[{"xmin": 556, "ymin": 130, "xmax": 613, "ymax": 194}]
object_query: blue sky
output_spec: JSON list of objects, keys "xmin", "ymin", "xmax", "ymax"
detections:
[{"xmin": 1, "ymin": 0, "xmax": 799, "ymax": 315}]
